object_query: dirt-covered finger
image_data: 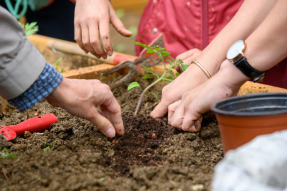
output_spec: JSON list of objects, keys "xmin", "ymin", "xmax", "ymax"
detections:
[
  {"xmin": 86, "ymin": 23, "xmax": 104, "ymax": 58},
  {"xmin": 82, "ymin": 25, "xmax": 98, "ymax": 56},
  {"xmin": 99, "ymin": 18, "xmax": 112, "ymax": 57}
]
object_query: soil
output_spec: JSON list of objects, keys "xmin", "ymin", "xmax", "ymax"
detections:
[{"xmin": 0, "ymin": 80, "xmax": 223, "ymax": 191}]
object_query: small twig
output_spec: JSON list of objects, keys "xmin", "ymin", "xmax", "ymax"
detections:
[
  {"xmin": 26, "ymin": 111, "xmax": 29, "ymax": 119},
  {"xmin": 147, "ymin": 100, "xmax": 161, "ymax": 110},
  {"xmin": 169, "ymin": 179, "xmax": 177, "ymax": 187},
  {"xmin": 34, "ymin": 109, "xmax": 42, "ymax": 116},
  {"xmin": 2, "ymin": 167, "xmax": 9, "ymax": 181}
]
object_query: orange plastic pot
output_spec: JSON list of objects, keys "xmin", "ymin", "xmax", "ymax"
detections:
[{"xmin": 211, "ymin": 93, "xmax": 287, "ymax": 154}]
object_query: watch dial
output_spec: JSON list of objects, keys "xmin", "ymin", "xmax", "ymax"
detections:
[{"xmin": 227, "ymin": 40, "xmax": 245, "ymax": 60}]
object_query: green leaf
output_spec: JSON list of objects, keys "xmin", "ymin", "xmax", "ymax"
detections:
[
  {"xmin": 161, "ymin": 76, "xmax": 174, "ymax": 83},
  {"xmin": 142, "ymin": 65, "xmax": 154, "ymax": 74},
  {"xmin": 60, "ymin": 69, "xmax": 66, "ymax": 73},
  {"xmin": 23, "ymin": 22, "xmax": 39, "ymax": 36},
  {"xmin": 153, "ymin": 46, "xmax": 166, "ymax": 51},
  {"xmin": 175, "ymin": 73, "xmax": 180, "ymax": 77},
  {"xmin": 178, "ymin": 58, "xmax": 183, "ymax": 64},
  {"xmin": 167, "ymin": 69, "xmax": 175, "ymax": 78},
  {"xmin": 146, "ymin": 48, "xmax": 155, "ymax": 54},
  {"xmin": 181, "ymin": 63, "xmax": 189, "ymax": 72},
  {"xmin": 142, "ymin": 74, "xmax": 154, "ymax": 79},
  {"xmin": 1, "ymin": 148, "xmax": 18, "ymax": 159},
  {"xmin": 160, "ymin": 51, "xmax": 171, "ymax": 57},
  {"xmin": 135, "ymin": 42, "xmax": 150, "ymax": 49},
  {"xmin": 98, "ymin": 177, "xmax": 105, "ymax": 182},
  {"xmin": 54, "ymin": 58, "xmax": 62, "ymax": 71},
  {"xmin": 127, "ymin": 82, "xmax": 140, "ymax": 90},
  {"xmin": 149, "ymin": 92, "xmax": 160, "ymax": 103}
]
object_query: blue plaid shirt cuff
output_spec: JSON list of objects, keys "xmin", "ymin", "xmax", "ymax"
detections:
[{"xmin": 8, "ymin": 63, "xmax": 63, "ymax": 112}]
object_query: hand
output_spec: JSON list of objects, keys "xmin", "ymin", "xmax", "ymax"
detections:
[
  {"xmin": 150, "ymin": 49, "xmax": 208, "ymax": 119},
  {"xmin": 174, "ymin": 48, "xmax": 202, "ymax": 73},
  {"xmin": 46, "ymin": 78, "xmax": 124, "ymax": 138},
  {"xmin": 74, "ymin": 0, "xmax": 132, "ymax": 59},
  {"xmin": 168, "ymin": 60, "xmax": 248, "ymax": 132}
]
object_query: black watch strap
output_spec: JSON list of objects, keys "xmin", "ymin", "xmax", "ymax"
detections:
[{"xmin": 234, "ymin": 57, "xmax": 267, "ymax": 82}]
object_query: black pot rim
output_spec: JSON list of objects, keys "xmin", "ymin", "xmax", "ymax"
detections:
[{"xmin": 211, "ymin": 93, "xmax": 287, "ymax": 116}]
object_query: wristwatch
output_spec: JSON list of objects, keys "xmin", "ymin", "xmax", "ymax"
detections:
[{"xmin": 227, "ymin": 40, "xmax": 266, "ymax": 82}]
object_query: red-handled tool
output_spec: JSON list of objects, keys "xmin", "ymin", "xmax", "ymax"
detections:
[{"xmin": 0, "ymin": 113, "xmax": 58, "ymax": 141}]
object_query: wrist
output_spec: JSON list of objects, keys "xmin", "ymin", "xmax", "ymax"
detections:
[
  {"xmin": 196, "ymin": 51, "xmax": 224, "ymax": 76},
  {"xmin": 219, "ymin": 60, "xmax": 249, "ymax": 89},
  {"xmin": 46, "ymin": 78, "xmax": 71, "ymax": 107}
]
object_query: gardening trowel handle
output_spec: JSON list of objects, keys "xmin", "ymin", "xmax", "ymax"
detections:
[
  {"xmin": 8, "ymin": 113, "xmax": 58, "ymax": 135},
  {"xmin": 47, "ymin": 39, "xmax": 135, "ymax": 65}
]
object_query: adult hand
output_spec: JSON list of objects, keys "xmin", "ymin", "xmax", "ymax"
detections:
[
  {"xmin": 150, "ymin": 49, "xmax": 208, "ymax": 119},
  {"xmin": 174, "ymin": 48, "xmax": 202, "ymax": 73},
  {"xmin": 74, "ymin": 0, "xmax": 132, "ymax": 59},
  {"xmin": 168, "ymin": 60, "xmax": 248, "ymax": 132},
  {"xmin": 46, "ymin": 78, "xmax": 124, "ymax": 138}
]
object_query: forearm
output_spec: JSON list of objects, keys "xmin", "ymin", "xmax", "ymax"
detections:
[
  {"xmin": 0, "ymin": 6, "xmax": 46, "ymax": 100},
  {"xmin": 197, "ymin": 0, "xmax": 277, "ymax": 75},
  {"xmin": 245, "ymin": 0, "xmax": 287, "ymax": 71}
]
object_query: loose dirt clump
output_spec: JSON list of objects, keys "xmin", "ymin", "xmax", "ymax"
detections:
[{"xmin": 0, "ymin": 83, "xmax": 222, "ymax": 191}]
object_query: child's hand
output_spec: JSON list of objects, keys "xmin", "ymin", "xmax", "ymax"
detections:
[
  {"xmin": 174, "ymin": 48, "xmax": 202, "ymax": 73},
  {"xmin": 74, "ymin": 0, "xmax": 132, "ymax": 59},
  {"xmin": 150, "ymin": 58, "xmax": 209, "ymax": 119},
  {"xmin": 167, "ymin": 60, "xmax": 248, "ymax": 132}
]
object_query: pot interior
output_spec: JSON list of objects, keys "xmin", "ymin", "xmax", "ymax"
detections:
[{"xmin": 211, "ymin": 93, "xmax": 287, "ymax": 116}]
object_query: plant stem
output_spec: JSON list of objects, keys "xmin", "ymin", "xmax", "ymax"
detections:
[{"xmin": 134, "ymin": 71, "xmax": 167, "ymax": 115}]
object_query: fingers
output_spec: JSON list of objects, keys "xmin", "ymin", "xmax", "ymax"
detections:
[
  {"xmin": 88, "ymin": 22, "xmax": 105, "ymax": 59},
  {"xmin": 74, "ymin": 23, "xmax": 88, "ymax": 54},
  {"xmin": 168, "ymin": 100, "xmax": 181, "ymax": 125},
  {"xmin": 99, "ymin": 16, "xmax": 113, "ymax": 57},
  {"xmin": 182, "ymin": 114, "xmax": 202, "ymax": 132},
  {"xmin": 89, "ymin": 108, "xmax": 116, "ymax": 138},
  {"xmin": 175, "ymin": 48, "xmax": 202, "ymax": 73},
  {"xmin": 169, "ymin": 102, "xmax": 185, "ymax": 128},
  {"xmin": 176, "ymin": 48, "xmax": 201, "ymax": 61},
  {"xmin": 109, "ymin": 5, "xmax": 132, "ymax": 37},
  {"xmin": 150, "ymin": 100, "xmax": 169, "ymax": 119},
  {"xmin": 101, "ymin": 96, "xmax": 124, "ymax": 136},
  {"xmin": 81, "ymin": 25, "xmax": 98, "ymax": 56}
]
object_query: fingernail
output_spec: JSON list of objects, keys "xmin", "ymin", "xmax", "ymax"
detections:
[
  {"xmin": 105, "ymin": 128, "xmax": 115, "ymax": 138},
  {"xmin": 108, "ymin": 51, "xmax": 113, "ymax": 56}
]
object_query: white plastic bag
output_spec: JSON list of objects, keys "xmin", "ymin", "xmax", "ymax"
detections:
[{"xmin": 212, "ymin": 130, "xmax": 287, "ymax": 191}]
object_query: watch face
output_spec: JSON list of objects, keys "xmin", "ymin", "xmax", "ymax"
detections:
[{"xmin": 227, "ymin": 40, "xmax": 245, "ymax": 60}]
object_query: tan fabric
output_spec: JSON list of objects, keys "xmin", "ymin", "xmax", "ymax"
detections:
[{"xmin": 0, "ymin": 6, "xmax": 46, "ymax": 100}]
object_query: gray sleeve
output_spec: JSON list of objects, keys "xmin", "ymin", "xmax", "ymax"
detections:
[{"xmin": 0, "ymin": 6, "xmax": 46, "ymax": 100}]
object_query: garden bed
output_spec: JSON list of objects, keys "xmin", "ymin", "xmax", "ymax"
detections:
[
  {"xmin": 0, "ymin": 78, "xmax": 222, "ymax": 191},
  {"xmin": 2, "ymin": 34, "xmax": 287, "ymax": 191}
]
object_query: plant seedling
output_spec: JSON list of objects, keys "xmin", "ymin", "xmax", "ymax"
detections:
[
  {"xmin": 1, "ymin": 147, "xmax": 18, "ymax": 159},
  {"xmin": 43, "ymin": 135, "xmax": 57, "ymax": 152},
  {"xmin": 54, "ymin": 58, "xmax": 65, "ymax": 73},
  {"xmin": 21, "ymin": 22, "xmax": 39, "ymax": 36},
  {"xmin": 128, "ymin": 42, "xmax": 189, "ymax": 115}
]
